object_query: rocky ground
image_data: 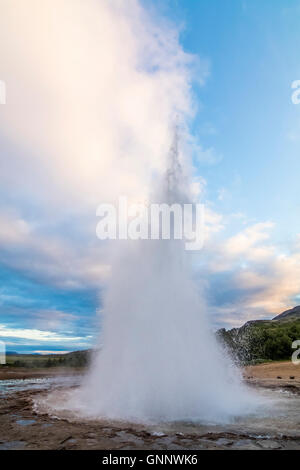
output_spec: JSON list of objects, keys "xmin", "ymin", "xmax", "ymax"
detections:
[
  {"xmin": 0, "ymin": 367, "xmax": 83, "ymax": 381},
  {"xmin": 1, "ymin": 361, "xmax": 300, "ymax": 450}
]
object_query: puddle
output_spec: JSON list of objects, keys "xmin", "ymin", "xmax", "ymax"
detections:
[
  {"xmin": 16, "ymin": 419, "xmax": 36, "ymax": 427},
  {"xmin": 0, "ymin": 441, "xmax": 26, "ymax": 450}
]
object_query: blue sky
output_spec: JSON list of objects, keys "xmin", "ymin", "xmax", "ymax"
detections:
[
  {"xmin": 152, "ymin": 0, "xmax": 300, "ymax": 241},
  {"xmin": 0, "ymin": 0, "xmax": 300, "ymax": 353}
]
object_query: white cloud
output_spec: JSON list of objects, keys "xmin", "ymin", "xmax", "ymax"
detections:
[
  {"xmin": 0, "ymin": 324, "xmax": 85, "ymax": 343},
  {"xmin": 203, "ymin": 222, "xmax": 300, "ymax": 327},
  {"xmin": 223, "ymin": 222, "xmax": 275, "ymax": 261},
  {"xmin": 0, "ymin": 211, "xmax": 110, "ymax": 289},
  {"xmin": 0, "ymin": 0, "xmax": 200, "ymax": 210},
  {"xmin": 0, "ymin": 0, "xmax": 206, "ymax": 293},
  {"xmin": 34, "ymin": 351, "xmax": 71, "ymax": 355},
  {"xmin": 0, "ymin": 0, "xmax": 299, "ymax": 334}
]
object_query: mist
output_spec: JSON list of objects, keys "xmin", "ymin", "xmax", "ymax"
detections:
[{"xmin": 69, "ymin": 134, "xmax": 261, "ymax": 424}]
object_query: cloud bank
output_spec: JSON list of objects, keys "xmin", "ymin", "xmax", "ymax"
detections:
[
  {"xmin": 0, "ymin": 0, "xmax": 204, "ymax": 347},
  {"xmin": 203, "ymin": 222, "xmax": 300, "ymax": 327},
  {"xmin": 0, "ymin": 0, "xmax": 299, "ymax": 348}
]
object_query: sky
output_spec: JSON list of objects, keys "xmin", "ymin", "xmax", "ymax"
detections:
[{"xmin": 0, "ymin": 0, "xmax": 300, "ymax": 353}]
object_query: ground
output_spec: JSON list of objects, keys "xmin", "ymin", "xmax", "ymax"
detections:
[
  {"xmin": 244, "ymin": 361, "xmax": 300, "ymax": 382},
  {"xmin": 1, "ymin": 361, "xmax": 300, "ymax": 450},
  {"xmin": 0, "ymin": 367, "xmax": 83, "ymax": 381}
]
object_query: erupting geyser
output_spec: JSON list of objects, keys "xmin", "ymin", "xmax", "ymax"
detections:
[{"xmin": 70, "ymin": 132, "xmax": 261, "ymax": 424}]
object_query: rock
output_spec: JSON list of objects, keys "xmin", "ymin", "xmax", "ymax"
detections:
[
  {"xmin": 233, "ymin": 439, "xmax": 261, "ymax": 450},
  {"xmin": 258, "ymin": 440, "xmax": 282, "ymax": 449}
]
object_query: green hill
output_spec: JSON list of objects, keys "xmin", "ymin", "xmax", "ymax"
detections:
[{"xmin": 217, "ymin": 306, "xmax": 300, "ymax": 364}]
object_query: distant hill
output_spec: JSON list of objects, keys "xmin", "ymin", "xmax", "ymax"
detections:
[
  {"xmin": 273, "ymin": 305, "xmax": 300, "ymax": 321},
  {"xmin": 217, "ymin": 306, "xmax": 300, "ymax": 364},
  {"xmin": 5, "ymin": 349, "xmax": 92, "ymax": 368}
]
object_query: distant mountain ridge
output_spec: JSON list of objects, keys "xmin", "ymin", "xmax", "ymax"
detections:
[{"xmin": 273, "ymin": 305, "xmax": 300, "ymax": 321}]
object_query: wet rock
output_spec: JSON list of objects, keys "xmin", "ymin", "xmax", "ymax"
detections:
[
  {"xmin": 258, "ymin": 440, "xmax": 282, "ymax": 449},
  {"xmin": 232, "ymin": 439, "xmax": 261, "ymax": 450},
  {"xmin": 216, "ymin": 438, "xmax": 234, "ymax": 447},
  {"xmin": 0, "ymin": 441, "xmax": 26, "ymax": 450}
]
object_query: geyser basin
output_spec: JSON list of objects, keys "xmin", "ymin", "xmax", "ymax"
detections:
[
  {"xmin": 34, "ymin": 385, "xmax": 286, "ymax": 436},
  {"xmin": 58, "ymin": 137, "xmax": 266, "ymax": 424}
]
